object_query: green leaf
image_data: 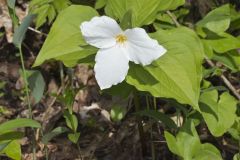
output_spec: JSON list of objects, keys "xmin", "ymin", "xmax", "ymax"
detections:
[
  {"xmin": 193, "ymin": 143, "xmax": 222, "ymax": 160},
  {"xmin": 47, "ymin": 5, "xmax": 56, "ymax": 23},
  {"xmin": 33, "ymin": 5, "xmax": 98, "ymax": 67},
  {"xmin": 68, "ymin": 132, "xmax": 80, "ymax": 144},
  {"xmin": 158, "ymin": 0, "xmax": 185, "ymax": 11},
  {"xmin": 199, "ymin": 90, "xmax": 237, "ymax": 137},
  {"xmin": 136, "ymin": 110, "xmax": 177, "ymax": 129},
  {"xmin": 120, "ymin": 9, "xmax": 133, "ymax": 30},
  {"xmin": 7, "ymin": 0, "xmax": 16, "ymax": 9},
  {"xmin": 165, "ymin": 120, "xmax": 222, "ymax": 160},
  {"xmin": 233, "ymin": 153, "xmax": 240, "ymax": 160},
  {"xmin": 204, "ymin": 32, "xmax": 240, "ymax": 54},
  {"xmin": 63, "ymin": 112, "xmax": 78, "ymax": 132},
  {"xmin": 0, "ymin": 118, "xmax": 41, "ymax": 132},
  {"xmin": 127, "ymin": 27, "xmax": 204, "ymax": 109},
  {"xmin": 196, "ymin": 4, "xmax": 230, "ymax": 34},
  {"xmin": 42, "ymin": 127, "xmax": 69, "ymax": 144},
  {"xmin": 95, "ymin": 0, "xmax": 107, "ymax": 9},
  {"xmin": 52, "ymin": 0, "xmax": 71, "ymax": 13},
  {"xmin": 33, "ymin": 4, "xmax": 50, "ymax": 28},
  {"xmin": 105, "ymin": 0, "xmax": 162, "ymax": 27},
  {"xmin": 103, "ymin": 81, "xmax": 134, "ymax": 98},
  {"xmin": 164, "ymin": 131, "xmax": 179, "ymax": 155},
  {"xmin": 13, "ymin": 14, "xmax": 35, "ymax": 47},
  {"xmin": 0, "ymin": 131, "xmax": 24, "ymax": 141},
  {"xmin": 0, "ymin": 142, "xmax": 10, "ymax": 152},
  {"xmin": 3, "ymin": 140, "xmax": 21, "ymax": 160},
  {"xmin": 28, "ymin": 70, "xmax": 45, "ymax": 104},
  {"xmin": 110, "ymin": 105, "xmax": 126, "ymax": 122}
]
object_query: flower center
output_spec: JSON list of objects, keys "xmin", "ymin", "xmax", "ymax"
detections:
[{"xmin": 115, "ymin": 34, "xmax": 127, "ymax": 44}]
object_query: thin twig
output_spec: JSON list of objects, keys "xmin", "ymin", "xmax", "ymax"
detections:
[
  {"xmin": 166, "ymin": 10, "xmax": 240, "ymax": 100},
  {"xmin": 28, "ymin": 27, "xmax": 48, "ymax": 37},
  {"xmin": 205, "ymin": 59, "xmax": 240, "ymax": 100},
  {"xmin": 166, "ymin": 11, "xmax": 181, "ymax": 27}
]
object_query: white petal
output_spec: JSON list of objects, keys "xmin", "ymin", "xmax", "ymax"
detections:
[
  {"xmin": 124, "ymin": 28, "xmax": 167, "ymax": 66},
  {"xmin": 94, "ymin": 46, "xmax": 129, "ymax": 89},
  {"xmin": 80, "ymin": 16, "xmax": 122, "ymax": 49}
]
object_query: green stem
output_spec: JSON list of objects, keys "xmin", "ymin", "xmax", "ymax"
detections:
[
  {"xmin": 153, "ymin": 97, "xmax": 157, "ymax": 110},
  {"xmin": 133, "ymin": 92, "xmax": 146, "ymax": 156},
  {"xmin": 19, "ymin": 45, "xmax": 32, "ymax": 119},
  {"xmin": 77, "ymin": 143, "xmax": 83, "ymax": 160},
  {"xmin": 18, "ymin": 45, "xmax": 36, "ymax": 160}
]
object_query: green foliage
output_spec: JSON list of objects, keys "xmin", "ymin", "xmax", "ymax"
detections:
[
  {"xmin": 2, "ymin": 140, "xmax": 21, "ymax": 160},
  {"xmin": 110, "ymin": 105, "xmax": 126, "ymax": 122},
  {"xmin": 31, "ymin": 2, "xmax": 240, "ymax": 159},
  {"xmin": 63, "ymin": 111, "xmax": 80, "ymax": 144},
  {"xmin": 127, "ymin": 27, "xmax": 204, "ymax": 109},
  {"xmin": 13, "ymin": 14, "xmax": 35, "ymax": 47},
  {"xmin": 29, "ymin": 0, "xmax": 71, "ymax": 28},
  {"xmin": 196, "ymin": 4, "xmax": 231, "ymax": 35},
  {"xmin": 199, "ymin": 90, "xmax": 237, "ymax": 137},
  {"xmin": 0, "ymin": 119, "xmax": 41, "ymax": 159},
  {"xmin": 0, "ymin": 118, "xmax": 41, "ymax": 132},
  {"xmin": 165, "ymin": 120, "xmax": 222, "ymax": 160},
  {"xmin": 33, "ymin": 5, "xmax": 98, "ymax": 67},
  {"xmin": 158, "ymin": 0, "xmax": 185, "ymax": 11},
  {"xmin": 28, "ymin": 70, "xmax": 45, "ymax": 104},
  {"xmin": 95, "ymin": 0, "xmax": 107, "ymax": 9},
  {"xmin": 42, "ymin": 127, "xmax": 69, "ymax": 144},
  {"xmin": 105, "ymin": 0, "xmax": 162, "ymax": 27}
]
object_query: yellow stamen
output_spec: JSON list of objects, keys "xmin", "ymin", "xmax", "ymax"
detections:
[{"xmin": 115, "ymin": 34, "xmax": 127, "ymax": 44}]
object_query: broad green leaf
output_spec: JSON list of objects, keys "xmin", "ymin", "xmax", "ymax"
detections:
[
  {"xmin": 136, "ymin": 110, "xmax": 177, "ymax": 129},
  {"xmin": 95, "ymin": 0, "xmax": 107, "ymax": 9},
  {"xmin": 103, "ymin": 81, "xmax": 134, "ymax": 98},
  {"xmin": 0, "ymin": 118, "xmax": 41, "ymax": 132},
  {"xmin": 228, "ymin": 119, "xmax": 240, "ymax": 140},
  {"xmin": 127, "ymin": 27, "xmax": 204, "ymax": 109},
  {"xmin": 13, "ymin": 14, "xmax": 35, "ymax": 47},
  {"xmin": 52, "ymin": 0, "xmax": 71, "ymax": 13},
  {"xmin": 120, "ymin": 9, "xmax": 133, "ymax": 30},
  {"xmin": 233, "ymin": 153, "xmax": 240, "ymax": 160},
  {"xmin": 33, "ymin": 5, "xmax": 98, "ymax": 67},
  {"xmin": 105, "ymin": 0, "xmax": 161, "ymax": 27},
  {"xmin": 28, "ymin": 70, "xmax": 45, "ymax": 104},
  {"xmin": 0, "ymin": 142, "xmax": 10, "ymax": 152},
  {"xmin": 0, "ymin": 131, "xmax": 24, "ymax": 141},
  {"xmin": 193, "ymin": 143, "xmax": 222, "ymax": 160},
  {"xmin": 165, "ymin": 120, "xmax": 222, "ymax": 160},
  {"xmin": 158, "ymin": 0, "xmax": 185, "ymax": 11},
  {"xmin": 196, "ymin": 4, "xmax": 230, "ymax": 34},
  {"xmin": 68, "ymin": 132, "xmax": 80, "ymax": 144},
  {"xmin": 199, "ymin": 90, "xmax": 237, "ymax": 137},
  {"xmin": 203, "ymin": 32, "xmax": 240, "ymax": 54},
  {"xmin": 164, "ymin": 131, "xmax": 179, "ymax": 155},
  {"xmin": 63, "ymin": 112, "xmax": 78, "ymax": 132},
  {"xmin": 3, "ymin": 140, "xmax": 21, "ymax": 160},
  {"xmin": 42, "ymin": 127, "xmax": 69, "ymax": 144}
]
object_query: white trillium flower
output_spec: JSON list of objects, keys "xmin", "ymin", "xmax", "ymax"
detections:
[{"xmin": 80, "ymin": 16, "xmax": 167, "ymax": 90}]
